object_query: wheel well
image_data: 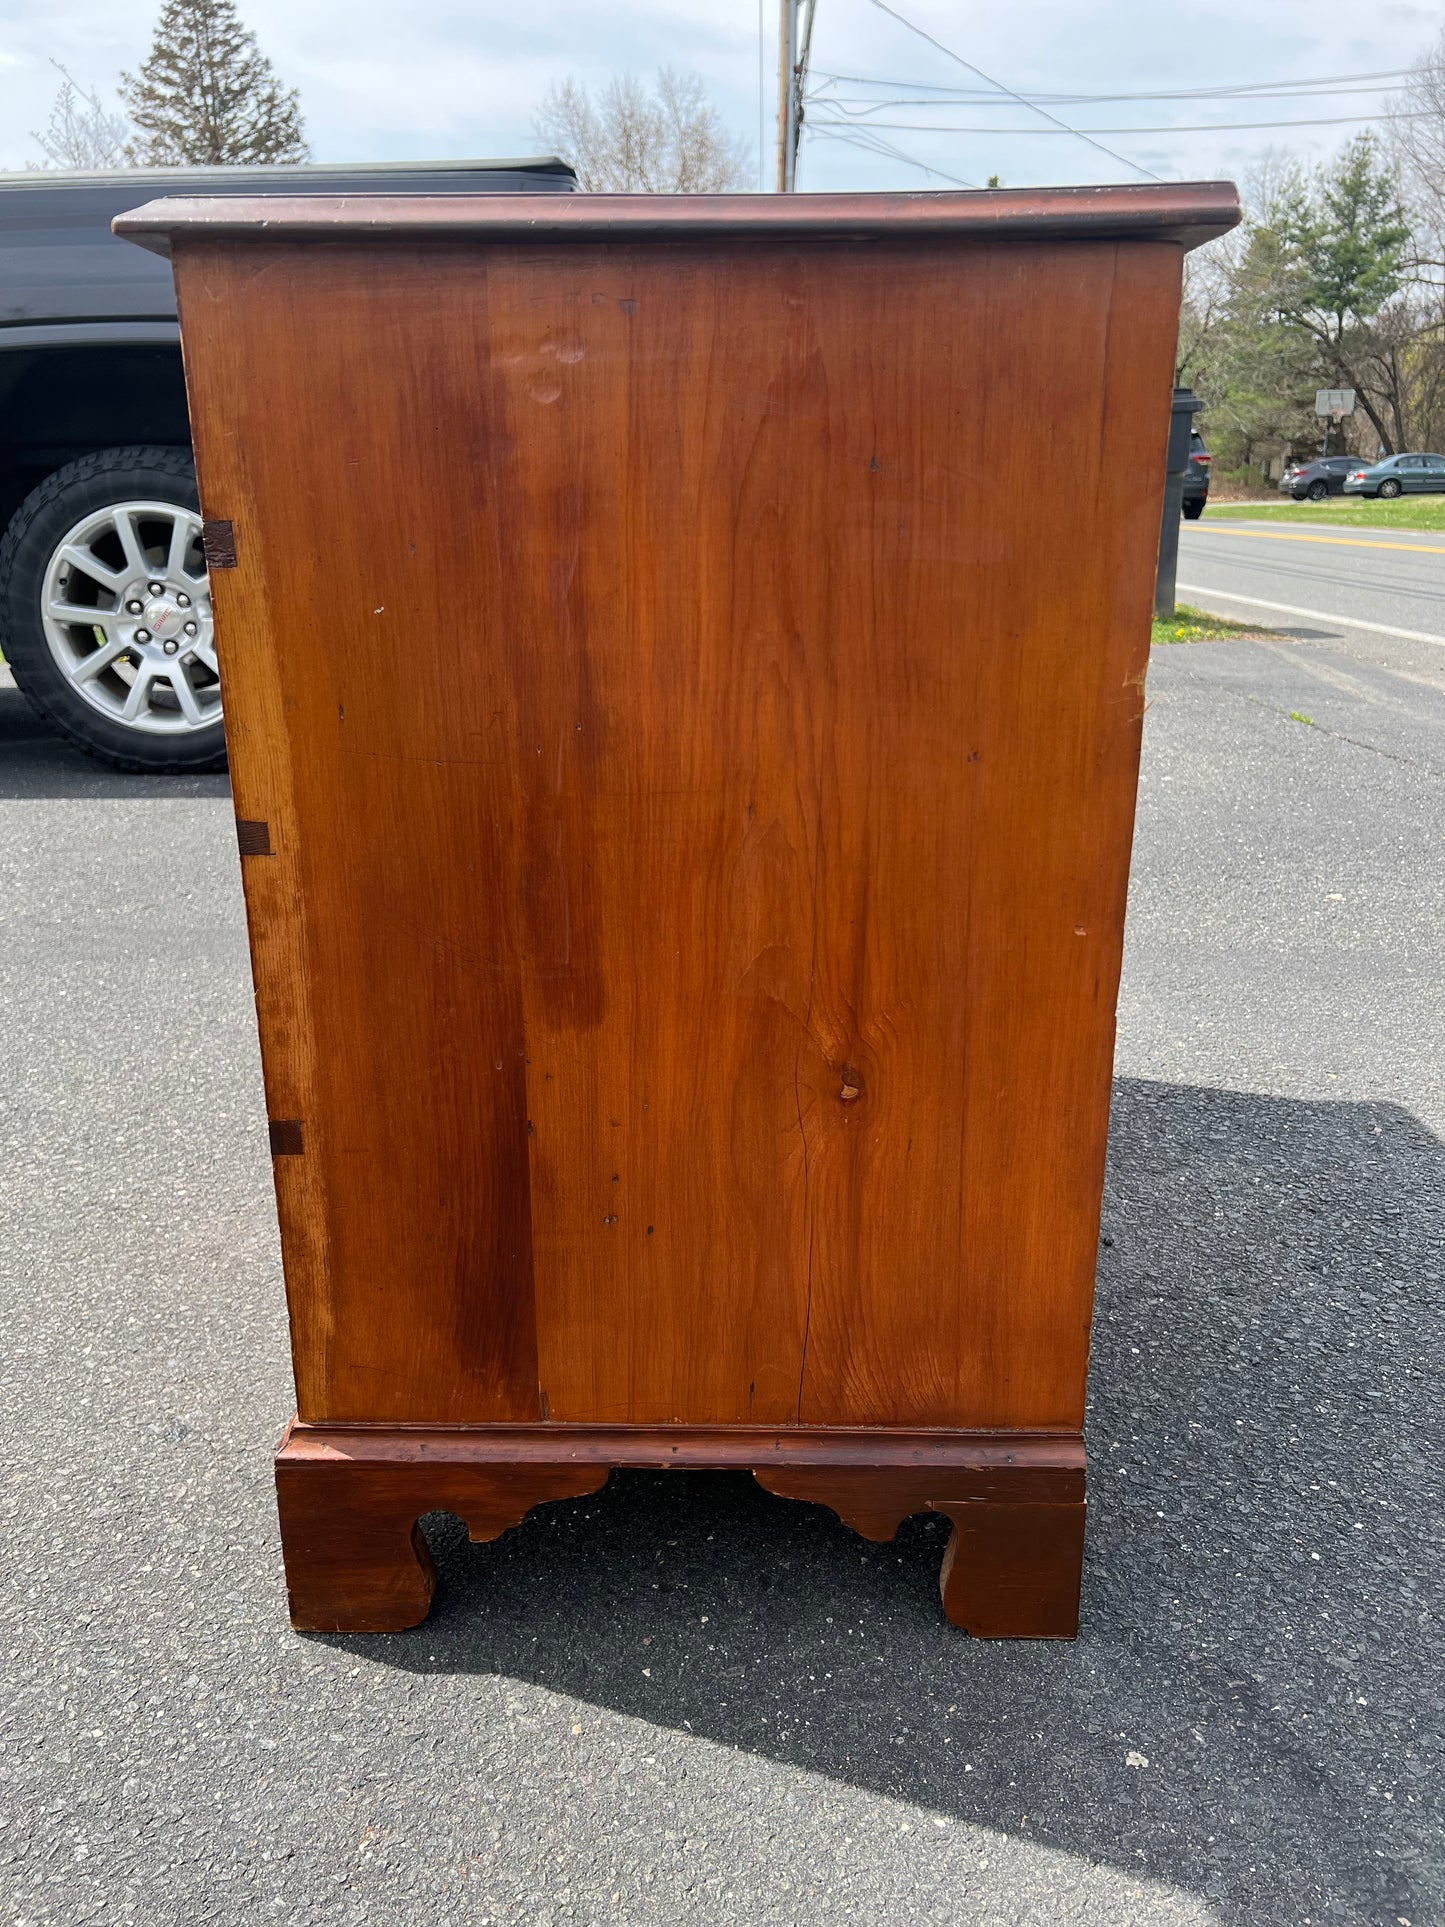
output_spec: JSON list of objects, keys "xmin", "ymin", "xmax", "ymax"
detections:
[{"xmin": 0, "ymin": 344, "xmax": 190, "ymax": 533}]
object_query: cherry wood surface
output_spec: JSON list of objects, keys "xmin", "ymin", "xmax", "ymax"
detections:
[
  {"xmin": 277, "ymin": 1420, "xmax": 1085, "ymax": 1479},
  {"xmin": 126, "ymin": 185, "xmax": 1241, "ymax": 1634},
  {"xmin": 118, "ymin": 180, "xmax": 1240, "ymax": 251},
  {"xmin": 275, "ymin": 1421, "xmax": 1085, "ymax": 1635},
  {"xmin": 162, "ymin": 214, "xmax": 1207, "ymax": 1433}
]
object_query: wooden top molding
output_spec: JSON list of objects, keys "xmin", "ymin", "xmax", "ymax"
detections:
[
  {"xmin": 113, "ymin": 181, "xmax": 1241, "ymax": 257},
  {"xmin": 278, "ymin": 1420, "xmax": 1087, "ymax": 1478}
]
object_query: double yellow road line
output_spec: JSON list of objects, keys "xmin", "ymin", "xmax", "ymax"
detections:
[{"xmin": 1190, "ymin": 525, "xmax": 1445, "ymax": 555}]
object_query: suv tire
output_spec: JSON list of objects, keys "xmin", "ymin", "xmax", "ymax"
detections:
[{"xmin": 0, "ymin": 446, "xmax": 227, "ymax": 773}]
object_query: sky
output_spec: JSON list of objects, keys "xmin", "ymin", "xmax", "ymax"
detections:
[{"xmin": 4, "ymin": 0, "xmax": 1444, "ymax": 191}]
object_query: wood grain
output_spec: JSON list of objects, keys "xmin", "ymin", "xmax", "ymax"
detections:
[
  {"xmin": 118, "ymin": 180, "xmax": 1241, "ymax": 254},
  {"xmin": 275, "ymin": 1420, "xmax": 1084, "ymax": 1633},
  {"xmin": 170, "ymin": 213, "xmax": 1200, "ymax": 1437},
  {"xmin": 274, "ymin": 1429, "xmax": 609, "ymax": 1632},
  {"xmin": 279, "ymin": 1419, "xmax": 1085, "ymax": 1481}
]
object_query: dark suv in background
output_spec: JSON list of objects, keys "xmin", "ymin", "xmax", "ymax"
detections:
[
  {"xmin": 1181, "ymin": 430, "xmax": 1210, "ymax": 519},
  {"xmin": 0, "ymin": 158, "xmax": 574, "ymax": 771}
]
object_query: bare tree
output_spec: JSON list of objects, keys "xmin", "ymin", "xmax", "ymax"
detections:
[
  {"xmin": 532, "ymin": 69, "xmax": 749, "ymax": 193},
  {"xmin": 29, "ymin": 61, "xmax": 130, "ymax": 170},
  {"xmin": 1177, "ymin": 233, "xmax": 1238, "ymax": 388},
  {"xmin": 1389, "ymin": 28, "xmax": 1445, "ymax": 270},
  {"xmin": 121, "ymin": 0, "xmax": 307, "ymax": 166}
]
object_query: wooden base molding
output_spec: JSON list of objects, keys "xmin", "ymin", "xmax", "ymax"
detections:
[{"xmin": 274, "ymin": 1422, "xmax": 1086, "ymax": 1637}]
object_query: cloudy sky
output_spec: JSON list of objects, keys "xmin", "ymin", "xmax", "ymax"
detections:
[{"xmin": 4, "ymin": 0, "xmax": 1443, "ymax": 190}]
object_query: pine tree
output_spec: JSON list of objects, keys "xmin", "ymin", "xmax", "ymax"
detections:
[
  {"xmin": 1270, "ymin": 136, "xmax": 1410, "ymax": 452},
  {"xmin": 121, "ymin": 0, "xmax": 308, "ymax": 167}
]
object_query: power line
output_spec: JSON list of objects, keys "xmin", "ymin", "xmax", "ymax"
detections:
[
  {"xmin": 807, "ymin": 121, "xmax": 978, "ymax": 186},
  {"xmin": 809, "ymin": 65, "xmax": 1417, "ymax": 103},
  {"xmin": 864, "ymin": 0, "xmax": 1163, "ymax": 182},
  {"xmin": 807, "ymin": 109, "xmax": 1436, "ymax": 135},
  {"xmin": 814, "ymin": 85, "xmax": 1412, "ymax": 111}
]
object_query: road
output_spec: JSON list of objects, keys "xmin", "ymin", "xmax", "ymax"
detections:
[
  {"xmin": 2, "ymin": 543, "xmax": 1443, "ymax": 1927},
  {"xmin": 1180, "ymin": 514, "xmax": 1445, "ymax": 647}
]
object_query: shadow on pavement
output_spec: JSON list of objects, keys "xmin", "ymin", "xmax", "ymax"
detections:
[
  {"xmin": 0, "ymin": 681, "xmax": 230, "ymax": 800},
  {"xmin": 317, "ymin": 1077, "xmax": 1445, "ymax": 1927}
]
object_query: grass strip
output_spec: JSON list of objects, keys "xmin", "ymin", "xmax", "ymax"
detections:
[
  {"xmin": 1204, "ymin": 499, "xmax": 1445, "ymax": 532},
  {"xmin": 1152, "ymin": 602, "xmax": 1279, "ymax": 645}
]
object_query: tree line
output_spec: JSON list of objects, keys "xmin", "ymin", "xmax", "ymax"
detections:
[
  {"xmin": 1180, "ymin": 34, "xmax": 1445, "ymax": 481},
  {"xmin": 33, "ymin": 0, "xmax": 305, "ymax": 169},
  {"xmin": 29, "ymin": 0, "xmax": 748, "ymax": 191},
  {"xmin": 30, "ymin": 0, "xmax": 1445, "ymax": 442}
]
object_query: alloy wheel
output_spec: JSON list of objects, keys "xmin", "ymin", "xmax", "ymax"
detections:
[{"xmin": 40, "ymin": 500, "xmax": 219, "ymax": 735}]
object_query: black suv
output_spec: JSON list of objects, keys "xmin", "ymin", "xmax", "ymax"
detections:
[
  {"xmin": 1181, "ymin": 431, "xmax": 1210, "ymax": 520},
  {"xmin": 0, "ymin": 158, "xmax": 574, "ymax": 771},
  {"xmin": 1279, "ymin": 455, "xmax": 1356, "ymax": 501}
]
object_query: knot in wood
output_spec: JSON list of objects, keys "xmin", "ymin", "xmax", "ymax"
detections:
[{"xmin": 838, "ymin": 1066, "xmax": 863, "ymax": 1104}]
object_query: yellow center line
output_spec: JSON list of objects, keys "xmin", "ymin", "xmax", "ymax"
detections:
[{"xmin": 1189, "ymin": 525, "xmax": 1445, "ymax": 555}]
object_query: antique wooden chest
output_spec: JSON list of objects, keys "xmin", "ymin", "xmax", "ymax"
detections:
[{"xmin": 117, "ymin": 183, "xmax": 1238, "ymax": 1635}]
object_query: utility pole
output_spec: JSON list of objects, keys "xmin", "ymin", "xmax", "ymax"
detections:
[
  {"xmin": 775, "ymin": 0, "xmax": 797, "ymax": 191},
  {"xmin": 775, "ymin": 0, "xmax": 817, "ymax": 191}
]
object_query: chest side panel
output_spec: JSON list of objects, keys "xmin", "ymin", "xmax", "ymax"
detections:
[{"xmin": 176, "ymin": 233, "xmax": 1179, "ymax": 1428}]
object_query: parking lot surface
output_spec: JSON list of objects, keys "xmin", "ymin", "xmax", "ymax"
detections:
[{"xmin": 1, "ymin": 616, "xmax": 1442, "ymax": 1926}]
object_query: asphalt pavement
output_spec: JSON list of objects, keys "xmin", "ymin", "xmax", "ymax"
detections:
[{"xmin": 2, "ymin": 551, "xmax": 1443, "ymax": 1927}]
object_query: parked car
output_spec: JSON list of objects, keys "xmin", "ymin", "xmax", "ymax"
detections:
[
  {"xmin": 1181, "ymin": 430, "xmax": 1211, "ymax": 519},
  {"xmin": 1342, "ymin": 452, "xmax": 1445, "ymax": 499},
  {"xmin": 1278, "ymin": 455, "xmax": 1357, "ymax": 501},
  {"xmin": 0, "ymin": 157, "xmax": 575, "ymax": 772}
]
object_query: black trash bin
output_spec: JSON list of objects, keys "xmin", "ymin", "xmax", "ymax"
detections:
[{"xmin": 1155, "ymin": 386, "xmax": 1203, "ymax": 620}]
